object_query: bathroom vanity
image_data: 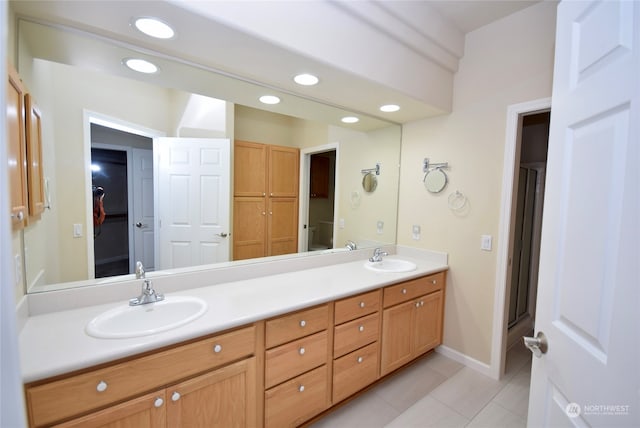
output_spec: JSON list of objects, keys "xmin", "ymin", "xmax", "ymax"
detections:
[{"xmin": 19, "ymin": 249, "xmax": 447, "ymax": 427}]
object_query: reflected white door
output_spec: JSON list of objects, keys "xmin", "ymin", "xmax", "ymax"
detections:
[
  {"xmin": 155, "ymin": 138, "xmax": 230, "ymax": 270},
  {"xmin": 528, "ymin": 1, "xmax": 639, "ymax": 426},
  {"xmin": 132, "ymin": 148, "xmax": 154, "ymax": 271}
]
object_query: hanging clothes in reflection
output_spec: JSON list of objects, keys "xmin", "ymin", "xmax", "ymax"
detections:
[{"xmin": 92, "ymin": 186, "xmax": 106, "ymax": 237}]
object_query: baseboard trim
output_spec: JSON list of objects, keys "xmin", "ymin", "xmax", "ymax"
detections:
[{"xmin": 436, "ymin": 345, "xmax": 496, "ymax": 379}]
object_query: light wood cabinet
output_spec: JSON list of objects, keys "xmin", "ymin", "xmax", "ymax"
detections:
[
  {"xmin": 233, "ymin": 141, "xmax": 299, "ymax": 260},
  {"xmin": 25, "ymin": 325, "xmax": 257, "ymax": 427},
  {"xmin": 263, "ymin": 304, "xmax": 330, "ymax": 427},
  {"xmin": 7, "ymin": 64, "xmax": 28, "ymax": 230},
  {"xmin": 380, "ymin": 273, "xmax": 445, "ymax": 376},
  {"xmin": 25, "ymin": 94, "xmax": 45, "ymax": 220}
]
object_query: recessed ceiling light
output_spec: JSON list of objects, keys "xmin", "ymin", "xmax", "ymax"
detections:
[
  {"xmin": 380, "ymin": 104, "xmax": 400, "ymax": 112},
  {"xmin": 341, "ymin": 116, "xmax": 359, "ymax": 124},
  {"xmin": 294, "ymin": 73, "xmax": 319, "ymax": 86},
  {"xmin": 259, "ymin": 95, "xmax": 281, "ymax": 105},
  {"xmin": 133, "ymin": 17, "xmax": 175, "ymax": 39},
  {"xmin": 124, "ymin": 58, "xmax": 159, "ymax": 74}
]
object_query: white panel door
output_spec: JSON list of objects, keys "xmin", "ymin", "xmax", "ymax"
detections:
[
  {"xmin": 132, "ymin": 148, "xmax": 154, "ymax": 271},
  {"xmin": 528, "ymin": 1, "xmax": 639, "ymax": 426},
  {"xmin": 155, "ymin": 138, "xmax": 230, "ymax": 270}
]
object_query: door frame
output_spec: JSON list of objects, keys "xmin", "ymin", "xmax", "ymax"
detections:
[
  {"xmin": 82, "ymin": 111, "xmax": 164, "ymax": 278},
  {"xmin": 490, "ymin": 97, "xmax": 551, "ymax": 379},
  {"xmin": 298, "ymin": 143, "xmax": 339, "ymax": 252}
]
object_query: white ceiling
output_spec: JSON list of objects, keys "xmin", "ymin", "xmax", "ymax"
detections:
[{"xmin": 10, "ymin": 0, "xmax": 540, "ymax": 128}]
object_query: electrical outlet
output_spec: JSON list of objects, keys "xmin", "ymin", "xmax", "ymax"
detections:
[
  {"xmin": 377, "ymin": 221, "xmax": 384, "ymax": 234},
  {"xmin": 412, "ymin": 225, "xmax": 421, "ymax": 240},
  {"xmin": 339, "ymin": 218, "xmax": 345, "ymax": 229},
  {"xmin": 481, "ymin": 235, "xmax": 492, "ymax": 251}
]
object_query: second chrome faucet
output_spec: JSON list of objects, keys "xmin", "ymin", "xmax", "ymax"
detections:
[{"xmin": 130, "ymin": 261, "xmax": 164, "ymax": 306}]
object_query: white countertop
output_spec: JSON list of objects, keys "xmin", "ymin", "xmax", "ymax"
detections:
[{"xmin": 19, "ymin": 248, "xmax": 447, "ymax": 383}]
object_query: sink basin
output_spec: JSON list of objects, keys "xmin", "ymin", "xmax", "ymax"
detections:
[
  {"xmin": 365, "ymin": 258, "xmax": 417, "ymax": 273},
  {"xmin": 86, "ymin": 296, "xmax": 208, "ymax": 339}
]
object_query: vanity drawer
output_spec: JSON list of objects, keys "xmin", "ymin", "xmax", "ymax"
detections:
[
  {"xmin": 266, "ymin": 304, "xmax": 328, "ymax": 348},
  {"xmin": 333, "ymin": 313, "xmax": 379, "ymax": 358},
  {"xmin": 26, "ymin": 325, "xmax": 256, "ymax": 427},
  {"xmin": 265, "ymin": 365, "xmax": 328, "ymax": 428},
  {"xmin": 265, "ymin": 330, "xmax": 327, "ymax": 388},
  {"xmin": 334, "ymin": 289, "xmax": 380, "ymax": 325},
  {"xmin": 383, "ymin": 272, "xmax": 445, "ymax": 308},
  {"xmin": 333, "ymin": 342, "xmax": 379, "ymax": 403}
]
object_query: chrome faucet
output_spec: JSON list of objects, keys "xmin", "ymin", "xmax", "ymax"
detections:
[
  {"xmin": 130, "ymin": 262, "xmax": 164, "ymax": 306},
  {"xmin": 369, "ymin": 247, "xmax": 389, "ymax": 263},
  {"xmin": 345, "ymin": 240, "xmax": 357, "ymax": 251}
]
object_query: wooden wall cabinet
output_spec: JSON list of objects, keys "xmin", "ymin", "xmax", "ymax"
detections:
[
  {"xmin": 25, "ymin": 94, "xmax": 45, "ymax": 220},
  {"xmin": 233, "ymin": 141, "xmax": 299, "ymax": 260},
  {"xmin": 380, "ymin": 272, "xmax": 445, "ymax": 376},
  {"xmin": 7, "ymin": 64, "xmax": 28, "ymax": 230}
]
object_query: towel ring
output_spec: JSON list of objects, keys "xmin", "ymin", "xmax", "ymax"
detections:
[{"xmin": 448, "ymin": 191, "xmax": 468, "ymax": 211}]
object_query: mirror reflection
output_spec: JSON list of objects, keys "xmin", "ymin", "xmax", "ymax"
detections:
[
  {"xmin": 424, "ymin": 169, "xmax": 448, "ymax": 193},
  {"xmin": 18, "ymin": 20, "xmax": 402, "ymax": 293}
]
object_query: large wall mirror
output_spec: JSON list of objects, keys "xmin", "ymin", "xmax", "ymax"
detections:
[{"xmin": 17, "ymin": 20, "xmax": 402, "ymax": 294}]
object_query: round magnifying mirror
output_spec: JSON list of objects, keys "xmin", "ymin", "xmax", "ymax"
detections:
[
  {"xmin": 424, "ymin": 168, "xmax": 448, "ymax": 193},
  {"xmin": 362, "ymin": 172, "xmax": 378, "ymax": 193}
]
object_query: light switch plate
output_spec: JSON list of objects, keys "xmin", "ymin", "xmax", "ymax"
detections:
[
  {"xmin": 481, "ymin": 235, "xmax": 492, "ymax": 251},
  {"xmin": 73, "ymin": 223, "xmax": 83, "ymax": 238},
  {"xmin": 412, "ymin": 225, "xmax": 421, "ymax": 240},
  {"xmin": 376, "ymin": 220, "xmax": 384, "ymax": 234}
]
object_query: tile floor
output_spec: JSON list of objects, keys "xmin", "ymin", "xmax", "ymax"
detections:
[{"xmin": 311, "ymin": 343, "xmax": 532, "ymax": 428}]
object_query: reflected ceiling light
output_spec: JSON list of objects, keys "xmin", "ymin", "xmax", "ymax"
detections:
[
  {"xmin": 259, "ymin": 95, "xmax": 281, "ymax": 105},
  {"xmin": 124, "ymin": 58, "xmax": 159, "ymax": 74},
  {"xmin": 380, "ymin": 104, "xmax": 400, "ymax": 112},
  {"xmin": 91, "ymin": 164, "xmax": 101, "ymax": 172},
  {"xmin": 133, "ymin": 17, "xmax": 175, "ymax": 39},
  {"xmin": 294, "ymin": 73, "xmax": 319, "ymax": 86},
  {"xmin": 341, "ymin": 116, "xmax": 359, "ymax": 124}
]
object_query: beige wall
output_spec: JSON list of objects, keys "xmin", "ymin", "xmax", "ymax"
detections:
[{"xmin": 397, "ymin": 1, "xmax": 557, "ymax": 364}]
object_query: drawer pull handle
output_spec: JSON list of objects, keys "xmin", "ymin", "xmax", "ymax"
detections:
[
  {"xmin": 401, "ymin": 288, "xmax": 407, "ymax": 294},
  {"xmin": 358, "ymin": 325, "xmax": 365, "ymax": 332},
  {"xmin": 357, "ymin": 356, "xmax": 364, "ymax": 363},
  {"xmin": 359, "ymin": 301, "xmax": 365, "ymax": 308},
  {"xmin": 171, "ymin": 392, "xmax": 181, "ymax": 402},
  {"xmin": 96, "ymin": 381, "xmax": 108, "ymax": 392},
  {"xmin": 154, "ymin": 397, "xmax": 164, "ymax": 408},
  {"xmin": 298, "ymin": 385, "xmax": 305, "ymax": 393},
  {"xmin": 300, "ymin": 320, "xmax": 306, "ymax": 327},
  {"xmin": 299, "ymin": 347, "xmax": 306, "ymax": 355},
  {"xmin": 213, "ymin": 344, "xmax": 222, "ymax": 353}
]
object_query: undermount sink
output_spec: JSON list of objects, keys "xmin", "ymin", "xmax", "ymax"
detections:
[
  {"xmin": 364, "ymin": 258, "xmax": 417, "ymax": 273},
  {"xmin": 86, "ymin": 296, "xmax": 208, "ymax": 339}
]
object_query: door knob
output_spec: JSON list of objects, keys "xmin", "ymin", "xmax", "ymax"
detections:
[
  {"xmin": 524, "ymin": 331, "xmax": 548, "ymax": 358},
  {"xmin": 135, "ymin": 222, "xmax": 147, "ymax": 228},
  {"xmin": 218, "ymin": 232, "xmax": 228, "ymax": 238}
]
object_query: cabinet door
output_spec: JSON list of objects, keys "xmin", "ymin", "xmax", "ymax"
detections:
[
  {"xmin": 234, "ymin": 141, "xmax": 267, "ymax": 197},
  {"xmin": 268, "ymin": 198, "xmax": 298, "ymax": 256},
  {"xmin": 167, "ymin": 357, "xmax": 257, "ymax": 428},
  {"xmin": 268, "ymin": 145, "xmax": 298, "ymax": 197},
  {"xmin": 414, "ymin": 291, "xmax": 444, "ymax": 356},
  {"xmin": 7, "ymin": 65, "xmax": 28, "ymax": 230},
  {"xmin": 233, "ymin": 197, "xmax": 267, "ymax": 261},
  {"xmin": 25, "ymin": 93, "xmax": 45, "ymax": 219},
  {"xmin": 55, "ymin": 390, "xmax": 166, "ymax": 428},
  {"xmin": 380, "ymin": 300, "xmax": 414, "ymax": 376}
]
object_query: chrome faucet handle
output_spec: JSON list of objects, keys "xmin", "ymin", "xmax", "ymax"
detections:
[
  {"xmin": 135, "ymin": 261, "xmax": 145, "ymax": 279},
  {"xmin": 129, "ymin": 279, "xmax": 164, "ymax": 306},
  {"xmin": 369, "ymin": 247, "xmax": 389, "ymax": 262},
  {"xmin": 345, "ymin": 240, "xmax": 357, "ymax": 251}
]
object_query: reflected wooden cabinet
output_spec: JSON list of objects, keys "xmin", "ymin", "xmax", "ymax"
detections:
[
  {"xmin": 7, "ymin": 64, "xmax": 28, "ymax": 230},
  {"xmin": 233, "ymin": 141, "xmax": 299, "ymax": 261},
  {"xmin": 6, "ymin": 65, "xmax": 46, "ymax": 229}
]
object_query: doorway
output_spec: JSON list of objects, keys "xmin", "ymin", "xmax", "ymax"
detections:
[{"xmin": 300, "ymin": 145, "xmax": 338, "ymax": 252}]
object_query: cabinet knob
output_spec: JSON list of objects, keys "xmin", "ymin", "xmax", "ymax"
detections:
[
  {"xmin": 415, "ymin": 302, "xmax": 420, "ymax": 308},
  {"xmin": 298, "ymin": 385, "xmax": 305, "ymax": 393},
  {"xmin": 421, "ymin": 301, "xmax": 425, "ymax": 306},
  {"xmin": 357, "ymin": 356, "xmax": 364, "ymax": 364},
  {"xmin": 262, "ymin": 211, "xmax": 266, "ymax": 216},
  {"xmin": 262, "ymin": 192, "xmax": 266, "ymax": 196},
  {"xmin": 11, "ymin": 211, "xmax": 24, "ymax": 221},
  {"xmin": 154, "ymin": 397, "xmax": 164, "ymax": 408},
  {"xmin": 359, "ymin": 301, "xmax": 365, "ymax": 308},
  {"xmin": 269, "ymin": 212, "xmax": 273, "ymax": 215},
  {"xmin": 299, "ymin": 320, "xmax": 306, "ymax": 327},
  {"xmin": 213, "ymin": 344, "xmax": 222, "ymax": 353},
  {"xmin": 401, "ymin": 288, "xmax": 407, "ymax": 295},
  {"xmin": 432, "ymin": 279, "xmax": 437, "ymax": 284},
  {"xmin": 270, "ymin": 193, "xmax": 274, "ymax": 196},
  {"xmin": 96, "ymin": 381, "xmax": 108, "ymax": 392},
  {"xmin": 358, "ymin": 325, "xmax": 365, "ymax": 332},
  {"xmin": 299, "ymin": 347, "xmax": 306, "ymax": 355},
  {"xmin": 171, "ymin": 392, "xmax": 181, "ymax": 402}
]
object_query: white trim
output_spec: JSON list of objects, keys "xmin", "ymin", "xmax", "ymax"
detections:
[
  {"xmin": 299, "ymin": 143, "xmax": 339, "ymax": 252},
  {"xmin": 435, "ymin": 345, "xmax": 494, "ymax": 379},
  {"xmin": 491, "ymin": 98, "xmax": 551, "ymax": 379}
]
